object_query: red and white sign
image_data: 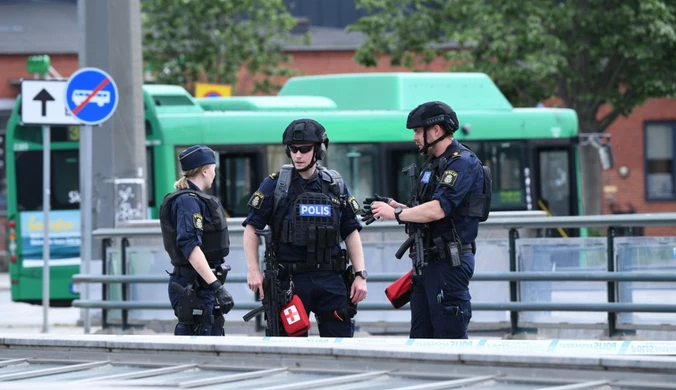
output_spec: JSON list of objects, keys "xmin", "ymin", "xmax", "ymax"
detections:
[{"xmin": 283, "ymin": 305, "xmax": 301, "ymax": 324}]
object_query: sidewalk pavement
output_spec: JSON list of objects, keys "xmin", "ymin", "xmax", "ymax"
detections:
[
  {"xmin": 0, "ymin": 272, "xmax": 8, "ymax": 291},
  {"xmin": 0, "ymin": 272, "xmax": 100, "ymax": 334}
]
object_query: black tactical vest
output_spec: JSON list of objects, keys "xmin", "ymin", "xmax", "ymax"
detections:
[
  {"xmin": 412, "ymin": 143, "xmax": 491, "ymax": 248},
  {"xmin": 275, "ymin": 168, "xmax": 343, "ymax": 264},
  {"xmin": 417, "ymin": 143, "xmax": 491, "ymax": 220},
  {"xmin": 159, "ymin": 190, "xmax": 230, "ymax": 267}
]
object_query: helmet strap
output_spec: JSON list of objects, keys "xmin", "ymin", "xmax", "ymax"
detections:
[
  {"xmin": 295, "ymin": 151, "xmax": 317, "ymax": 173},
  {"xmin": 419, "ymin": 125, "xmax": 450, "ymax": 155}
]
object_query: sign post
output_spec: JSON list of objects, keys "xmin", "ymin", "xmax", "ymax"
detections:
[
  {"xmin": 65, "ymin": 67, "xmax": 118, "ymax": 334},
  {"xmin": 42, "ymin": 124, "xmax": 50, "ymax": 331},
  {"xmin": 20, "ymin": 79, "xmax": 81, "ymax": 333}
]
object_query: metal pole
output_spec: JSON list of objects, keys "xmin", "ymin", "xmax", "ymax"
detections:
[
  {"xmin": 607, "ymin": 226, "xmax": 617, "ymax": 337},
  {"xmin": 81, "ymin": 125, "xmax": 93, "ymax": 334},
  {"xmin": 42, "ymin": 125, "xmax": 51, "ymax": 333},
  {"xmin": 508, "ymin": 228, "xmax": 519, "ymax": 336},
  {"xmin": 77, "ymin": 0, "xmax": 89, "ymax": 335}
]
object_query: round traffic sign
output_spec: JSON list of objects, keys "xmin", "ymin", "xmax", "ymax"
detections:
[{"xmin": 65, "ymin": 67, "xmax": 119, "ymax": 125}]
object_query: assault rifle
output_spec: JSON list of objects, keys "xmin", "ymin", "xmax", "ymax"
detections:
[
  {"xmin": 394, "ymin": 163, "xmax": 427, "ymax": 276},
  {"xmin": 242, "ymin": 229, "xmax": 291, "ymax": 336}
]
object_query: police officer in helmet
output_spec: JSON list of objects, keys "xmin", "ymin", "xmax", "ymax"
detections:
[
  {"xmin": 243, "ymin": 119, "xmax": 368, "ymax": 337},
  {"xmin": 160, "ymin": 145, "xmax": 234, "ymax": 336},
  {"xmin": 366, "ymin": 101, "xmax": 488, "ymax": 339}
]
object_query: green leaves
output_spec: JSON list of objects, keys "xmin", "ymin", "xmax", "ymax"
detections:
[
  {"xmin": 350, "ymin": 0, "xmax": 676, "ymax": 132},
  {"xmin": 142, "ymin": 0, "xmax": 305, "ymax": 94}
]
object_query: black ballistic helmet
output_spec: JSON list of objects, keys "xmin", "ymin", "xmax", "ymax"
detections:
[
  {"xmin": 406, "ymin": 101, "xmax": 459, "ymax": 133},
  {"xmin": 282, "ymin": 119, "xmax": 328, "ymax": 145},
  {"xmin": 282, "ymin": 118, "xmax": 329, "ymax": 160}
]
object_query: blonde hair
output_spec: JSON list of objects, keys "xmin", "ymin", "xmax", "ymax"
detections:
[{"xmin": 174, "ymin": 166, "xmax": 205, "ymax": 189}]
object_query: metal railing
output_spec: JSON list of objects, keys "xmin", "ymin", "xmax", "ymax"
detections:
[{"xmin": 72, "ymin": 212, "xmax": 676, "ymax": 337}]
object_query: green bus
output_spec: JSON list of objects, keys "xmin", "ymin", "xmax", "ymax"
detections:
[{"xmin": 5, "ymin": 72, "xmax": 581, "ymax": 305}]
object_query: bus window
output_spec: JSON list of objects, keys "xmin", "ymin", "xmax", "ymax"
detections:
[
  {"xmin": 485, "ymin": 141, "xmax": 527, "ymax": 211},
  {"xmin": 12, "ymin": 125, "xmax": 79, "ymax": 143},
  {"xmin": 538, "ymin": 149, "xmax": 571, "ymax": 216},
  {"xmin": 385, "ymin": 147, "xmax": 425, "ymax": 204},
  {"xmin": 266, "ymin": 145, "xmax": 287, "ymax": 176},
  {"xmin": 173, "ymin": 146, "xmax": 265, "ymax": 218},
  {"xmin": 325, "ymin": 143, "xmax": 378, "ymax": 203},
  {"xmin": 15, "ymin": 150, "xmax": 79, "ymax": 211},
  {"xmin": 217, "ymin": 152, "xmax": 262, "ymax": 217}
]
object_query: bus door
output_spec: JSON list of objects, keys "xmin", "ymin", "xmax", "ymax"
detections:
[
  {"xmin": 535, "ymin": 147, "xmax": 576, "ymax": 218},
  {"xmin": 531, "ymin": 145, "xmax": 581, "ymax": 272},
  {"xmin": 212, "ymin": 147, "xmax": 265, "ymax": 218}
]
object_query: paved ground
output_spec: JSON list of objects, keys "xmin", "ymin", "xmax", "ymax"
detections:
[{"xmin": 0, "ymin": 272, "xmax": 100, "ymax": 334}]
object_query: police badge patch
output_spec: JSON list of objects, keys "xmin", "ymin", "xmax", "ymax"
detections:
[
  {"xmin": 421, "ymin": 171, "xmax": 432, "ymax": 183},
  {"xmin": 193, "ymin": 213, "xmax": 203, "ymax": 230},
  {"xmin": 248, "ymin": 191, "xmax": 264, "ymax": 209},
  {"xmin": 348, "ymin": 196, "xmax": 360, "ymax": 213},
  {"xmin": 440, "ymin": 170, "xmax": 458, "ymax": 187}
]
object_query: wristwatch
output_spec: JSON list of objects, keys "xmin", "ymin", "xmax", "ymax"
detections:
[
  {"xmin": 394, "ymin": 207, "xmax": 404, "ymax": 224},
  {"xmin": 355, "ymin": 269, "xmax": 368, "ymax": 280}
]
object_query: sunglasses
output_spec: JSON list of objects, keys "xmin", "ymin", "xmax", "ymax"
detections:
[{"xmin": 288, "ymin": 145, "xmax": 314, "ymax": 154}]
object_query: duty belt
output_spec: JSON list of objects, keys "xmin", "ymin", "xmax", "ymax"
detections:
[
  {"xmin": 426, "ymin": 244, "xmax": 474, "ymax": 263},
  {"xmin": 276, "ymin": 262, "xmax": 342, "ymax": 274}
]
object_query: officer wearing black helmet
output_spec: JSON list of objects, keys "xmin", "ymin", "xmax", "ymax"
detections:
[
  {"xmin": 366, "ymin": 101, "xmax": 489, "ymax": 339},
  {"xmin": 160, "ymin": 145, "xmax": 234, "ymax": 336},
  {"xmin": 242, "ymin": 119, "xmax": 368, "ymax": 337}
]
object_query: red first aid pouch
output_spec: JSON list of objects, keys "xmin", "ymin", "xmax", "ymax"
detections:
[
  {"xmin": 385, "ymin": 270, "xmax": 413, "ymax": 309},
  {"xmin": 280, "ymin": 294, "xmax": 311, "ymax": 336}
]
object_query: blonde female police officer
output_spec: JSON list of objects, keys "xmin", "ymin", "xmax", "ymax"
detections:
[
  {"xmin": 366, "ymin": 102, "xmax": 489, "ymax": 339},
  {"xmin": 160, "ymin": 145, "xmax": 234, "ymax": 336},
  {"xmin": 243, "ymin": 119, "xmax": 368, "ymax": 337}
]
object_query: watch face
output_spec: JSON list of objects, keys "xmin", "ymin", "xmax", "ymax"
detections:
[{"xmin": 357, "ymin": 270, "xmax": 368, "ymax": 279}]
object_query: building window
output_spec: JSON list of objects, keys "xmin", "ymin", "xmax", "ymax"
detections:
[{"xmin": 645, "ymin": 122, "xmax": 676, "ymax": 200}]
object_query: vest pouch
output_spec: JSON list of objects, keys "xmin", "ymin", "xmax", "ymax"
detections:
[
  {"xmin": 385, "ymin": 270, "xmax": 413, "ymax": 309},
  {"xmin": 467, "ymin": 193, "xmax": 489, "ymax": 221},
  {"xmin": 479, "ymin": 165, "xmax": 492, "ymax": 222},
  {"xmin": 280, "ymin": 294, "xmax": 311, "ymax": 336}
]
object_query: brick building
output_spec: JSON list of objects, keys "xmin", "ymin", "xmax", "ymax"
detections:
[{"xmin": 1, "ymin": 0, "xmax": 675, "ymax": 236}]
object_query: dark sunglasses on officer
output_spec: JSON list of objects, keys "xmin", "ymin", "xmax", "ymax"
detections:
[{"xmin": 288, "ymin": 144, "xmax": 314, "ymax": 154}]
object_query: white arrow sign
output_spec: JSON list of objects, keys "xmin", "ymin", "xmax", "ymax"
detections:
[{"xmin": 20, "ymin": 80, "xmax": 81, "ymax": 126}]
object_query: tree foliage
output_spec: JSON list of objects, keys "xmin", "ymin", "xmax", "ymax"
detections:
[
  {"xmin": 349, "ymin": 0, "xmax": 676, "ymax": 215},
  {"xmin": 142, "ymin": 0, "xmax": 306, "ymax": 94}
]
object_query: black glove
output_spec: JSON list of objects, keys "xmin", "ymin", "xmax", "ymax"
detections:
[
  {"xmin": 360, "ymin": 193, "xmax": 392, "ymax": 225},
  {"xmin": 209, "ymin": 280, "xmax": 234, "ymax": 314}
]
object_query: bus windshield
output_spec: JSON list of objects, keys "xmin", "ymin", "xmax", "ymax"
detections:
[{"xmin": 15, "ymin": 149, "xmax": 80, "ymax": 211}]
